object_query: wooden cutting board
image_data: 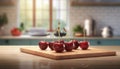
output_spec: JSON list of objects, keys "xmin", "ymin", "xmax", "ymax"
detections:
[{"xmin": 20, "ymin": 47, "xmax": 116, "ymax": 60}]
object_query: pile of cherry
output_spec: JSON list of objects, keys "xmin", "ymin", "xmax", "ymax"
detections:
[{"xmin": 38, "ymin": 40, "xmax": 89, "ymax": 53}]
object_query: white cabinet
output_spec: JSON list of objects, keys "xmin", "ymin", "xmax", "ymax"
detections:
[{"xmin": 0, "ymin": 0, "xmax": 14, "ymax": 6}]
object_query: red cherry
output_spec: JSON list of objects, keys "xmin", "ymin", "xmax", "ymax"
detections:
[
  {"xmin": 65, "ymin": 42, "xmax": 73, "ymax": 52},
  {"xmin": 59, "ymin": 40, "xmax": 64, "ymax": 44},
  {"xmin": 79, "ymin": 41, "xmax": 89, "ymax": 50},
  {"xmin": 49, "ymin": 42, "xmax": 54, "ymax": 50},
  {"xmin": 39, "ymin": 41, "xmax": 48, "ymax": 50},
  {"xmin": 71, "ymin": 40, "xmax": 79, "ymax": 49},
  {"xmin": 53, "ymin": 43, "xmax": 64, "ymax": 53}
]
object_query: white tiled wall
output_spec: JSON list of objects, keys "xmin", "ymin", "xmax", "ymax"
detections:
[
  {"xmin": 0, "ymin": 0, "xmax": 18, "ymax": 35},
  {"xmin": 69, "ymin": 0, "xmax": 120, "ymax": 36}
]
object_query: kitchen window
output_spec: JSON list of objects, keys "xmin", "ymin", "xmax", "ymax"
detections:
[{"xmin": 20, "ymin": 0, "xmax": 68, "ymax": 32}]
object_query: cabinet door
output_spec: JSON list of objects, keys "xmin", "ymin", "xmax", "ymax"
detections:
[
  {"xmin": 0, "ymin": 40, "xmax": 5, "ymax": 45},
  {"xmin": 99, "ymin": 39, "xmax": 120, "ymax": 46},
  {"xmin": 88, "ymin": 39, "xmax": 120, "ymax": 46},
  {"xmin": 0, "ymin": 39, "xmax": 10, "ymax": 45},
  {"xmin": 30, "ymin": 39, "xmax": 52, "ymax": 45},
  {"xmin": 30, "ymin": 39, "xmax": 40, "ymax": 45},
  {"xmin": 9, "ymin": 39, "xmax": 30, "ymax": 45}
]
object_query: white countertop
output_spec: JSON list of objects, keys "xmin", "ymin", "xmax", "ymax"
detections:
[
  {"xmin": 0, "ymin": 45, "xmax": 120, "ymax": 69},
  {"xmin": 0, "ymin": 35, "xmax": 120, "ymax": 39}
]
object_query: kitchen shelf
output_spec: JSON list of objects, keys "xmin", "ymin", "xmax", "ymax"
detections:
[
  {"xmin": 0, "ymin": 0, "xmax": 14, "ymax": 6},
  {"xmin": 71, "ymin": 2, "xmax": 120, "ymax": 6},
  {"xmin": 71, "ymin": 0, "xmax": 120, "ymax": 6}
]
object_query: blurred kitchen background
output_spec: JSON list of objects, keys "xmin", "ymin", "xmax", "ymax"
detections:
[{"xmin": 0, "ymin": 0, "xmax": 120, "ymax": 37}]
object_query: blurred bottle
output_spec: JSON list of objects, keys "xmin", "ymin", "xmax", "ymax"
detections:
[
  {"xmin": 54, "ymin": 22, "xmax": 66, "ymax": 37},
  {"xmin": 101, "ymin": 26, "xmax": 113, "ymax": 38},
  {"xmin": 84, "ymin": 18, "xmax": 96, "ymax": 37}
]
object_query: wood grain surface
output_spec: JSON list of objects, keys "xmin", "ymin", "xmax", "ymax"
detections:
[{"xmin": 20, "ymin": 47, "xmax": 116, "ymax": 60}]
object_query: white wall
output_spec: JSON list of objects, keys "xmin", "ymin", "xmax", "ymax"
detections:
[
  {"xmin": 69, "ymin": 0, "xmax": 120, "ymax": 36},
  {"xmin": 0, "ymin": 0, "xmax": 18, "ymax": 35}
]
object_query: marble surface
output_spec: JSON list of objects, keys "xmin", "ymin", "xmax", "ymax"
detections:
[{"xmin": 0, "ymin": 46, "xmax": 120, "ymax": 69}]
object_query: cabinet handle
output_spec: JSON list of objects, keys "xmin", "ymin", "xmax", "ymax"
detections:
[
  {"xmin": 97, "ymin": 41, "xmax": 101, "ymax": 45},
  {"xmin": 5, "ymin": 40, "xmax": 9, "ymax": 44}
]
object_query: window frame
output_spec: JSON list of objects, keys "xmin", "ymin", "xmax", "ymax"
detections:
[
  {"xmin": 32, "ymin": 0, "xmax": 52, "ymax": 31},
  {"xmin": 19, "ymin": 0, "xmax": 68, "ymax": 32}
]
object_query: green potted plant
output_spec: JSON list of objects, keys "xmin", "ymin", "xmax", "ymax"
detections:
[
  {"xmin": 0, "ymin": 13, "xmax": 8, "ymax": 35},
  {"xmin": 0, "ymin": 13, "xmax": 8, "ymax": 27},
  {"xmin": 73, "ymin": 25, "xmax": 84, "ymax": 37}
]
